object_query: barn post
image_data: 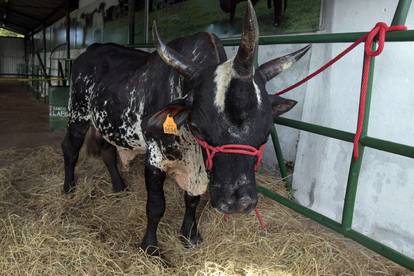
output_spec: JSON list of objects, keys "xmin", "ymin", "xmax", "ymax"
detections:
[
  {"xmin": 42, "ymin": 23, "xmax": 47, "ymax": 100},
  {"xmin": 24, "ymin": 35, "xmax": 28, "ymax": 75},
  {"xmin": 65, "ymin": 0, "xmax": 71, "ymax": 86},
  {"xmin": 144, "ymin": 0, "xmax": 149, "ymax": 44},
  {"xmin": 128, "ymin": 0, "xmax": 135, "ymax": 45},
  {"xmin": 31, "ymin": 33, "xmax": 36, "ymax": 96},
  {"xmin": 42, "ymin": 23, "xmax": 46, "ymax": 74}
]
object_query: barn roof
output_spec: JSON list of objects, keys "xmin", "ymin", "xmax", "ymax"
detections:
[{"xmin": 0, "ymin": 0, "xmax": 79, "ymax": 36}]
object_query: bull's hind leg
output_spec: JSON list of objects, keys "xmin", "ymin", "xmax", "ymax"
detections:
[
  {"xmin": 180, "ymin": 192, "xmax": 202, "ymax": 248},
  {"xmin": 141, "ymin": 164, "xmax": 166, "ymax": 256},
  {"xmin": 100, "ymin": 140, "xmax": 127, "ymax": 192},
  {"xmin": 62, "ymin": 121, "xmax": 89, "ymax": 193}
]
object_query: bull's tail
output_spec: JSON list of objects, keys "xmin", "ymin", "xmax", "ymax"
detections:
[{"xmin": 86, "ymin": 127, "xmax": 102, "ymax": 157}]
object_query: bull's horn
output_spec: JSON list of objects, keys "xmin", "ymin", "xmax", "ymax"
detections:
[
  {"xmin": 257, "ymin": 45, "xmax": 311, "ymax": 82},
  {"xmin": 233, "ymin": 0, "xmax": 259, "ymax": 78},
  {"xmin": 152, "ymin": 21, "xmax": 198, "ymax": 79}
]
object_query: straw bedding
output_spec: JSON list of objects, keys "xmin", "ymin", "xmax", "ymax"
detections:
[{"xmin": 0, "ymin": 146, "xmax": 410, "ymax": 275}]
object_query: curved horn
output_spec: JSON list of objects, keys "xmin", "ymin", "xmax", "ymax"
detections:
[
  {"xmin": 257, "ymin": 44, "xmax": 311, "ymax": 82},
  {"xmin": 233, "ymin": 0, "xmax": 259, "ymax": 77},
  {"xmin": 152, "ymin": 21, "xmax": 198, "ymax": 79}
]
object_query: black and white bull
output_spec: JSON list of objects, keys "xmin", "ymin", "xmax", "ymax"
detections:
[
  {"xmin": 62, "ymin": 1, "xmax": 309, "ymax": 256},
  {"xmin": 219, "ymin": 0, "xmax": 287, "ymax": 26}
]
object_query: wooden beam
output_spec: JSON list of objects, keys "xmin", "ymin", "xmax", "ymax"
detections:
[
  {"xmin": 0, "ymin": 19, "xmax": 28, "ymax": 33},
  {"xmin": 0, "ymin": 7, "xmax": 42, "ymax": 23}
]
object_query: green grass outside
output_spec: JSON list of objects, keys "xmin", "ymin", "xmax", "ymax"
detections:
[{"xmin": 103, "ymin": 0, "xmax": 320, "ymax": 45}]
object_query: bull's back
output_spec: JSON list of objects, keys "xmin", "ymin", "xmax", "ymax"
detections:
[
  {"xmin": 71, "ymin": 43, "xmax": 149, "ymax": 84},
  {"xmin": 68, "ymin": 43, "xmax": 150, "ymax": 125}
]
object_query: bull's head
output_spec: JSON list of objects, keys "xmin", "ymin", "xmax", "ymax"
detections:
[{"xmin": 149, "ymin": 0, "xmax": 310, "ymax": 214}]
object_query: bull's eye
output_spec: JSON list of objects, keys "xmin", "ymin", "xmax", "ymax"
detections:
[{"xmin": 189, "ymin": 123, "xmax": 202, "ymax": 136}]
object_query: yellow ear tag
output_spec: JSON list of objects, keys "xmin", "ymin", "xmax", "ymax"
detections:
[{"xmin": 163, "ymin": 114, "xmax": 178, "ymax": 135}]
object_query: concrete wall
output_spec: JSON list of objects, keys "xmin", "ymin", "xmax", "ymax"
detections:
[
  {"xmin": 293, "ymin": 0, "xmax": 414, "ymax": 259},
  {"xmin": 0, "ymin": 37, "xmax": 25, "ymax": 74}
]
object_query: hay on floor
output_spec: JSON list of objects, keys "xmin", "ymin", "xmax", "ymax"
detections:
[{"xmin": 0, "ymin": 146, "xmax": 410, "ymax": 275}]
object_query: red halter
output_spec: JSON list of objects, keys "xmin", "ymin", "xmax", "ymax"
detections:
[{"xmin": 194, "ymin": 137, "xmax": 266, "ymax": 171}]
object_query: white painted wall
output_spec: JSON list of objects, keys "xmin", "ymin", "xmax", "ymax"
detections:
[
  {"xmin": 0, "ymin": 37, "xmax": 25, "ymax": 74},
  {"xmin": 293, "ymin": 0, "xmax": 414, "ymax": 259}
]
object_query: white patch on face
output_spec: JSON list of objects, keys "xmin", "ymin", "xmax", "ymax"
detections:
[
  {"xmin": 214, "ymin": 58, "xmax": 235, "ymax": 112},
  {"xmin": 253, "ymin": 80, "xmax": 262, "ymax": 106},
  {"xmin": 214, "ymin": 59, "xmax": 262, "ymax": 112}
]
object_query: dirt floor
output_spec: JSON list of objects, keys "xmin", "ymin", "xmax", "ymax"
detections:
[
  {"xmin": 0, "ymin": 81, "xmax": 64, "ymax": 150},
  {"xmin": 0, "ymin": 81, "xmax": 412, "ymax": 275}
]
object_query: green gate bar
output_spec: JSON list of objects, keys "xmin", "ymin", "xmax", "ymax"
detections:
[{"xmin": 341, "ymin": 40, "xmax": 376, "ymax": 231}]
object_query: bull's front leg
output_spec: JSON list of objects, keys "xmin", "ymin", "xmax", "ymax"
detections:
[
  {"xmin": 140, "ymin": 164, "xmax": 166, "ymax": 256},
  {"xmin": 180, "ymin": 192, "xmax": 202, "ymax": 248}
]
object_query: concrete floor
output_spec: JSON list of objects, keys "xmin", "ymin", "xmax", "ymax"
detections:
[{"xmin": 0, "ymin": 81, "xmax": 64, "ymax": 150}]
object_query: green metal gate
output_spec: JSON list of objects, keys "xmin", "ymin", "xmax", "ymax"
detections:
[{"xmin": 247, "ymin": 0, "xmax": 414, "ymax": 270}]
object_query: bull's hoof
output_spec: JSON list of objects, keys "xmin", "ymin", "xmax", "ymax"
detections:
[
  {"xmin": 63, "ymin": 184, "xmax": 76, "ymax": 194},
  {"xmin": 140, "ymin": 242, "xmax": 160, "ymax": 257},
  {"xmin": 139, "ymin": 243, "xmax": 171, "ymax": 267},
  {"xmin": 180, "ymin": 231, "xmax": 203, "ymax": 249},
  {"xmin": 112, "ymin": 182, "xmax": 128, "ymax": 193}
]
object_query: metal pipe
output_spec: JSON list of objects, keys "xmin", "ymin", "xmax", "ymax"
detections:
[
  {"xmin": 42, "ymin": 24, "xmax": 46, "ymax": 74},
  {"xmin": 270, "ymin": 126, "xmax": 291, "ymax": 193},
  {"xmin": 132, "ymin": 30, "xmax": 414, "ymax": 49},
  {"xmin": 392, "ymin": 0, "xmax": 412, "ymax": 25},
  {"xmin": 65, "ymin": 0, "xmax": 70, "ymax": 61},
  {"xmin": 128, "ymin": 0, "xmax": 135, "ymax": 45},
  {"xmin": 65, "ymin": 0, "xmax": 71, "ymax": 86},
  {"xmin": 275, "ymin": 117, "xmax": 355, "ymax": 143},
  {"xmin": 360, "ymin": 136, "xmax": 414, "ymax": 159},
  {"xmin": 144, "ymin": 0, "xmax": 149, "ymax": 44},
  {"xmin": 36, "ymin": 51, "xmax": 51, "ymax": 86},
  {"xmin": 341, "ymin": 43, "xmax": 376, "ymax": 230},
  {"xmin": 275, "ymin": 117, "xmax": 414, "ymax": 159},
  {"xmin": 24, "ymin": 36, "xmax": 28, "ymax": 74}
]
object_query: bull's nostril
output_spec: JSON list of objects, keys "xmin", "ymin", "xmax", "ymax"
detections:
[
  {"xmin": 217, "ymin": 202, "xmax": 231, "ymax": 214},
  {"xmin": 225, "ymin": 198, "xmax": 235, "ymax": 206},
  {"xmin": 238, "ymin": 196, "xmax": 257, "ymax": 213},
  {"xmin": 238, "ymin": 196, "xmax": 252, "ymax": 208}
]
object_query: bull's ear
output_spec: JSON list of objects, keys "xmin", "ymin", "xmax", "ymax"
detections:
[
  {"xmin": 143, "ymin": 99, "xmax": 191, "ymax": 137},
  {"xmin": 268, "ymin": 94, "xmax": 297, "ymax": 118}
]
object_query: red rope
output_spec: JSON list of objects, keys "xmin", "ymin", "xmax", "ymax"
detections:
[
  {"xmin": 194, "ymin": 137, "xmax": 265, "ymax": 171},
  {"xmin": 222, "ymin": 208, "xmax": 267, "ymax": 230},
  {"xmin": 274, "ymin": 22, "xmax": 407, "ymax": 159}
]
